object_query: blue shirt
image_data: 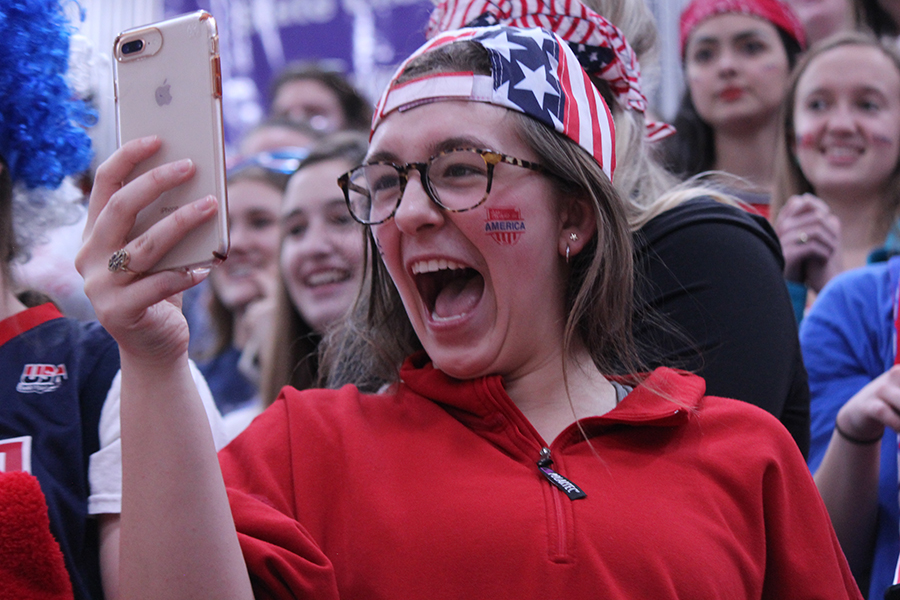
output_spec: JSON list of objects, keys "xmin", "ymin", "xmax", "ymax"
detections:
[{"xmin": 802, "ymin": 256, "xmax": 900, "ymax": 598}]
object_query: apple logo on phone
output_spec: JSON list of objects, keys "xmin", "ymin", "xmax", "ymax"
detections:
[{"xmin": 155, "ymin": 79, "xmax": 172, "ymax": 106}]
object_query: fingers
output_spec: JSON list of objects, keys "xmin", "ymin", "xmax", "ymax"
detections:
[
  {"xmin": 120, "ymin": 195, "xmax": 218, "ymax": 275},
  {"xmin": 91, "ymin": 157, "xmax": 198, "ymax": 253},
  {"xmin": 838, "ymin": 367, "xmax": 900, "ymax": 439},
  {"xmin": 776, "ymin": 194, "xmax": 842, "ymax": 282},
  {"xmin": 85, "ymin": 136, "xmax": 163, "ymax": 238}
]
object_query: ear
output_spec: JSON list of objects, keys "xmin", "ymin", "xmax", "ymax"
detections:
[{"xmin": 558, "ymin": 192, "xmax": 597, "ymax": 260}]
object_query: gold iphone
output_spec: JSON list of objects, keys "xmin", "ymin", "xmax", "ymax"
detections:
[{"xmin": 113, "ymin": 10, "xmax": 229, "ymax": 272}]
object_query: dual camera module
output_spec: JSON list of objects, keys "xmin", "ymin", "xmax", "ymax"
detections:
[{"xmin": 121, "ymin": 39, "xmax": 144, "ymax": 55}]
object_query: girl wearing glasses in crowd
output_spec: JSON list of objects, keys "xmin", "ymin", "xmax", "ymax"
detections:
[
  {"xmin": 428, "ymin": 0, "xmax": 811, "ymax": 454},
  {"xmin": 75, "ymin": 22, "xmax": 858, "ymax": 600},
  {"xmin": 662, "ymin": 0, "xmax": 806, "ymax": 215}
]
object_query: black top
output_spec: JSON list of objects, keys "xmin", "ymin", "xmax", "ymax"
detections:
[{"xmin": 633, "ymin": 197, "xmax": 810, "ymax": 457}]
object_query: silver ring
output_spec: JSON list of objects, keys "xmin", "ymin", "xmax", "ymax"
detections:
[
  {"xmin": 798, "ymin": 232, "xmax": 809, "ymax": 245},
  {"xmin": 108, "ymin": 248, "xmax": 133, "ymax": 273}
]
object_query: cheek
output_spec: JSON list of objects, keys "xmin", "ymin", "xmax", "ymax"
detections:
[
  {"xmin": 873, "ymin": 133, "xmax": 897, "ymax": 148},
  {"xmin": 371, "ymin": 225, "xmax": 397, "ymax": 266},
  {"xmin": 795, "ymin": 131, "xmax": 818, "ymax": 150},
  {"xmin": 280, "ymin": 243, "xmax": 297, "ymax": 280},
  {"xmin": 760, "ymin": 59, "xmax": 786, "ymax": 73},
  {"xmin": 792, "ymin": 110, "xmax": 823, "ymax": 147},
  {"xmin": 337, "ymin": 231, "xmax": 367, "ymax": 272}
]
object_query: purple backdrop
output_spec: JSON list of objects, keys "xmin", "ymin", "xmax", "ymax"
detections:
[{"xmin": 163, "ymin": 0, "xmax": 434, "ymax": 150}]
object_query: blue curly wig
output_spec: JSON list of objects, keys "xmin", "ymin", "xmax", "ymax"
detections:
[
  {"xmin": 0, "ymin": 0, "xmax": 95, "ymax": 189},
  {"xmin": 0, "ymin": 0, "xmax": 98, "ymax": 265}
]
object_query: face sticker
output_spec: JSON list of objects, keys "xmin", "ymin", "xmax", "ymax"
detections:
[
  {"xmin": 795, "ymin": 132, "xmax": 817, "ymax": 149},
  {"xmin": 874, "ymin": 133, "xmax": 894, "ymax": 148},
  {"xmin": 484, "ymin": 207, "xmax": 526, "ymax": 245}
]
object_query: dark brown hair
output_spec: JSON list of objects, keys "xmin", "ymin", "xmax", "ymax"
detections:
[{"xmin": 661, "ymin": 28, "xmax": 804, "ymax": 179}]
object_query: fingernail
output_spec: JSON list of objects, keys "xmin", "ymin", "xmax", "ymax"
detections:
[
  {"xmin": 174, "ymin": 158, "xmax": 193, "ymax": 173},
  {"xmin": 140, "ymin": 135, "xmax": 159, "ymax": 147},
  {"xmin": 196, "ymin": 195, "xmax": 216, "ymax": 212}
]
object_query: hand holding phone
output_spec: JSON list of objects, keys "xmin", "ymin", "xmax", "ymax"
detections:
[{"xmin": 113, "ymin": 10, "xmax": 229, "ymax": 272}]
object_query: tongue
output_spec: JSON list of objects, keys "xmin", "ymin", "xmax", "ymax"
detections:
[{"xmin": 433, "ymin": 273, "xmax": 483, "ymax": 319}]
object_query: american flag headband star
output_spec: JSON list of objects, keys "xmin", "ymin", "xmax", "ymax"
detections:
[
  {"xmin": 372, "ymin": 26, "xmax": 616, "ymax": 181},
  {"xmin": 426, "ymin": 0, "xmax": 676, "ymax": 143}
]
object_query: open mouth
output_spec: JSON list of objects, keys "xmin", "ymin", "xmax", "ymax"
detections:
[{"xmin": 412, "ymin": 258, "xmax": 484, "ymax": 321}]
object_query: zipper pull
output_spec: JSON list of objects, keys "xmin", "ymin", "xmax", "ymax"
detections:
[{"xmin": 536, "ymin": 447, "xmax": 586, "ymax": 500}]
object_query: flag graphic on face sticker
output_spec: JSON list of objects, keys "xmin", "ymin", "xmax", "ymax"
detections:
[
  {"xmin": 485, "ymin": 207, "xmax": 526, "ymax": 245},
  {"xmin": 373, "ymin": 25, "xmax": 616, "ymax": 181}
]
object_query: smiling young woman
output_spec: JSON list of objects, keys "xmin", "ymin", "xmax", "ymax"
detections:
[
  {"xmin": 772, "ymin": 31, "xmax": 900, "ymax": 302},
  {"xmin": 74, "ymin": 22, "xmax": 861, "ymax": 600}
]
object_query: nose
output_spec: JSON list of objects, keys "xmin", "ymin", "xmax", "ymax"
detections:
[
  {"xmin": 391, "ymin": 169, "xmax": 444, "ymax": 235},
  {"xmin": 716, "ymin": 49, "xmax": 737, "ymax": 76},
  {"xmin": 295, "ymin": 220, "xmax": 332, "ymax": 257},
  {"xmin": 825, "ymin": 102, "xmax": 857, "ymax": 133}
]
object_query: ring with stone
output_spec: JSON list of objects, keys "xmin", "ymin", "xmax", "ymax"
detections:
[
  {"xmin": 797, "ymin": 232, "xmax": 809, "ymax": 245},
  {"xmin": 108, "ymin": 248, "xmax": 133, "ymax": 273}
]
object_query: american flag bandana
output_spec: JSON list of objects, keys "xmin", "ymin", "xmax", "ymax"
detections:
[
  {"xmin": 372, "ymin": 25, "xmax": 616, "ymax": 181},
  {"xmin": 426, "ymin": 0, "xmax": 675, "ymax": 142}
]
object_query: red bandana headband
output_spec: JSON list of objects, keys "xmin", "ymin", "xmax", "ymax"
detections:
[
  {"xmin": 372, "ymin": 26, "xmax": 617, "ymax": 181},
  {"xmin": 426, "ymin": 0, "xmax": 675, "ymax": 142},
  {"xmin": 679, "ymin": 0, "xmax": 807, "ymax": 55}
]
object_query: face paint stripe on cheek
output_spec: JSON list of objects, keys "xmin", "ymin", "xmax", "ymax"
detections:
[
  {"xmin": 796, "ymin": 132, "xmax": 817, "ymax": 149},
  {"xmin": 484, "ymin": 207, "xmax": 526, "ymax": 246}
]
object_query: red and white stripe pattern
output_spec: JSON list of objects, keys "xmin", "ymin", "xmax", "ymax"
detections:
[
  {"xmin": 427, "ymin": 0, "xmax": 646, "ymax": 114},
  {"xmin": 372, "ymin": 25, "xmax": 616, "ymax": 181}
]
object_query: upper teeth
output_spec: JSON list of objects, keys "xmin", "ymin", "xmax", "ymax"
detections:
[
  {"xmin": 412, "ymin": 258, "xmax": 466, "ymax": 275},
  {"xmin": 307, "ymin": 270, "xmax": 348, "ymax": 286}
]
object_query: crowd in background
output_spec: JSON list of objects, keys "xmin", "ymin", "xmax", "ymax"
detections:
[{"xmin": 4, "ymin": 0, "xmax": 900, "ymax": 599}]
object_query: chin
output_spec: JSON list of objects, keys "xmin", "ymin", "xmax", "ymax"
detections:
[{"xmin": 429, "ymin": 347, "xmax": 497, "ymax": 381}]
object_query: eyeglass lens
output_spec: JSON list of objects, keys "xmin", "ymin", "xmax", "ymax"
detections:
[{"xmin": 346, "ymin": 150, "xmax": 491, "ymax": 224}]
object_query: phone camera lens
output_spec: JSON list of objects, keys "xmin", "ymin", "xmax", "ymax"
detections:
[{"xmin": 122, "ymin": 40, "xmax": 144, "ymax": 55}]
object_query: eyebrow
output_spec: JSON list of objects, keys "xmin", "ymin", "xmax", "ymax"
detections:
[{"xmin": 366, "ymin": 134, "xmax": 491, "ymax": 164}]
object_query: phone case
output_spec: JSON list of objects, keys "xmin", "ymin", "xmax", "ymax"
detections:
[{"xmin": 113, "ymin": 10, "xmax": 229, "ymax": 272}]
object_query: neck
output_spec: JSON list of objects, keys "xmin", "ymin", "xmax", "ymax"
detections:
[
  {"xmin": 0, "ymin": 275, "xmax": 27, "ymax": 321},
  {"xmin": 820, "ymin": 190, "xmax": 889, "ymax": 270},
  {"xmin": 504, "ymin": 343, "xmax": 616, "ymax": 444},
  {"xmin": 712, "ymin": 119, "xmax": 780, "ymax": 192}
]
